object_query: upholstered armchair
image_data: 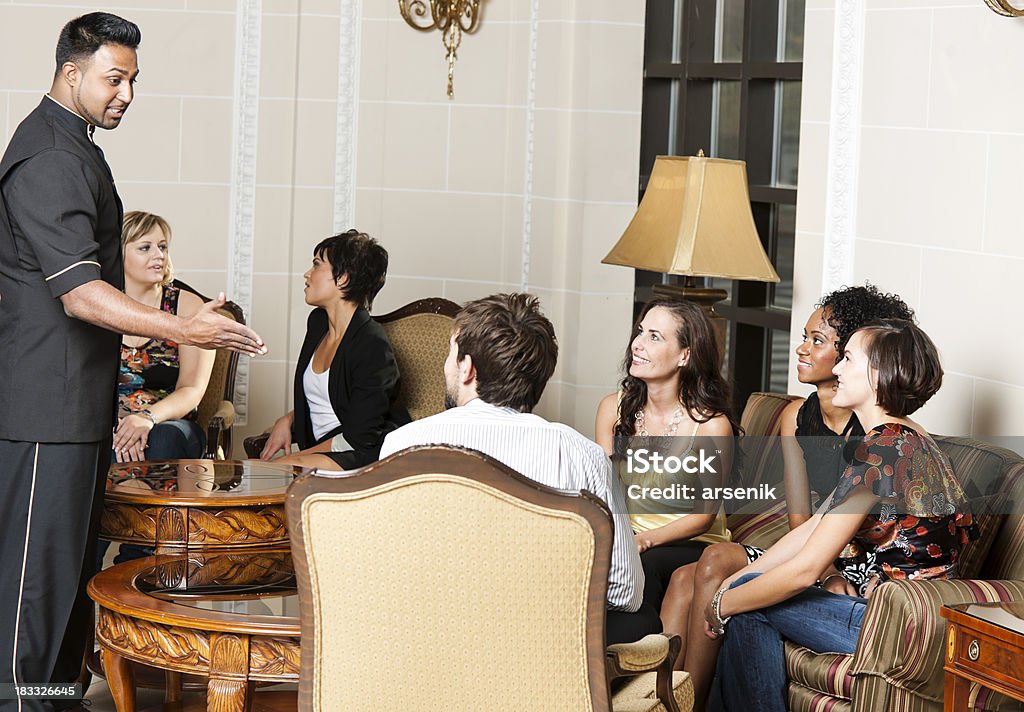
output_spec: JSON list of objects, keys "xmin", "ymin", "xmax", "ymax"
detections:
[
  {"xmin": 174, "ymin": 279, "xmax": 242, "ymax": 459},
  {"xmin": 375, "ymin": 296, "xmax": 459, "ymax": 419},
  {"xmin": 733, "ymin": 392, "xmax": 1024, "ymax": 712},
  {"xmin": 286, "ymin": 445, "xmax": 694, "ymax": 711}
]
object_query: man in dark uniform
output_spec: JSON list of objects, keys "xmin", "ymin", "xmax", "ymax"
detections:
[{"xmin": 0, "ymin": 13, "xmax": 267, "ymax": 711}]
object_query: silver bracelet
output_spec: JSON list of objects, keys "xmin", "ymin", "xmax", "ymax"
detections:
[
  {"xmin": 711, "ymin": 587, "xmax": 732, "ymax": 634},
  {"xmin": 139, "ymin": 409, "xmax": 157, "ymax": 424},
  {"xmin": 820, "ymin": 573, "xmax": 845, "ymax": 589}
]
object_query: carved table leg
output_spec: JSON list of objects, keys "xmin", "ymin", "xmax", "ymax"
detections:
[
  {"xmin": 207, "ymin": 632, "xmax": 252, "ymax": 712},
  {"xmin": 102, "ymin": 647, "xmax": 137, "ymax": 712}
]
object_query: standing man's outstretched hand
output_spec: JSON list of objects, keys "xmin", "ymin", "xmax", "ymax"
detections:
[{"xmin": 181, "ymin": 293, "xmax": 268, "ymax": 356}]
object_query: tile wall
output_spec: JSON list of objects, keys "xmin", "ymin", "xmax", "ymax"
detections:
[
  {"xmin": 0, "ymin": 0, "xmax": 646, "ymax": 448},
  {"xmin": 791, "ymin": 1, "xmax": 1024, "ymax": 436}
]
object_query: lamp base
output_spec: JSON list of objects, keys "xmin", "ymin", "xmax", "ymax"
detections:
[{"xmin": 651, "ymin": 284, "xmax": 728, "ymax": 365}]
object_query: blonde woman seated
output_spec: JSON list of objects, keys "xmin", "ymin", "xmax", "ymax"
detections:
[
  {"xmin": 596, "ymin": 297, "xmax": 739, "ymax": 621},
  {"xmin": 113, "ymin": 211, "xmax": 215, "ymax": 463},
  {"xmin": 707, "ymin": 319, "xmax": 976, "ymax": 712},
  {"xmin": 260, "ymin": 230, "xmax": 410, "ymax": 470}
]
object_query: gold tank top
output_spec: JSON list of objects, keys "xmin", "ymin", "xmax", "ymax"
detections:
[{"xmin": 615, "ymin": 392, "xmax": 731, "ymax": 545}]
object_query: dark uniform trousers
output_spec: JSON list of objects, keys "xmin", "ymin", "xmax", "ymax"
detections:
[{"xmin": 0, "ymin": 439, "xmax": 110, "ymax": 712}]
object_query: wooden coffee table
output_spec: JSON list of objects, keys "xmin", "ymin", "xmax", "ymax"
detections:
[
  {"xmin": 88, "ymin": 549, "xmax": 301, "ymax": 712},
  {"xmin": 942, "ymin": 601, "xmax": 1024, "ymax": 711},
  {"xmin": 101, "ymin": 460, "xmax": 309, "ymax": 551}
]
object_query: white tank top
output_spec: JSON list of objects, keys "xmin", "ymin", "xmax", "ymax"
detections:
[{"xmin": 303, "ymin": 361, "xmax": 341, "ymax": 440}]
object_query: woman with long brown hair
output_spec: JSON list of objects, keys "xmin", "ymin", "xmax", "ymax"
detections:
[{"xmin": 596, "ymin": 296, "xmax": 740, "ymax": 622}]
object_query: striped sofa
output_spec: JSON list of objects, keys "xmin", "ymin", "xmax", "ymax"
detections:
[{"xmin": 730, "ymin": 392, "xmax": 1024, "ymax": 712}]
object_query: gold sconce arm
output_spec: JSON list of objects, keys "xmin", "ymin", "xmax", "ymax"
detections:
[
  {"xmin": 984, "ymin": 0, "xmax": 1024, "ymax": 16},
  {"xmin": 398, "ymin": 0, "xmax": 483, "ymax": 99}
]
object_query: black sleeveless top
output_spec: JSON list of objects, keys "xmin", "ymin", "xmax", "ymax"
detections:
[{"xmin": 794, "ymin": 392, "xmax": 865, "ymax": 504}]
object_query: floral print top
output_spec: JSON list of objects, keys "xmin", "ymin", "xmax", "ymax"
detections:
[
  {"xmin": 117, "ymin": 286, "xmax": 194, "ymax": 419},
  {"xmin": 827, "ymin": 423, "xmax": 977, "ymax": 594}
]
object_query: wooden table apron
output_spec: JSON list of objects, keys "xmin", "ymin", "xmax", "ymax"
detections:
[
  {"xmin": 942, "ymin": 604, "xmax": 1024, "ymax": 712},
  {"xmin": 99, "ymin": 460, "xmax": 307, "ymax": 551},
  {"xmin": 88, "ymin": 552, "xmax": 301, "ymax": 712}
]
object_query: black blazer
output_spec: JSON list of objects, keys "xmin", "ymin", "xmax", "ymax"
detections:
[{"xmin": 292, "ymin": 306, "xmax": 411, "ymax": 469}]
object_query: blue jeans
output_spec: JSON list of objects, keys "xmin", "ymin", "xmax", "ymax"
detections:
[
  {"xmin": 708, "ymin": 573, "xmax": 868, "ymax": 712},
  {"xmin": 144, "ymin": 418, "xmax": 205, "ymax": 460},
  {"xmin": 97, "ymin": 419, "xmax": 206, "ymax": 570}
]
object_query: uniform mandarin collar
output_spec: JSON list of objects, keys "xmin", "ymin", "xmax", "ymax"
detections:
[{"xmin": 42, "ymin": 94, "xmax": 94, "ymax": 143}]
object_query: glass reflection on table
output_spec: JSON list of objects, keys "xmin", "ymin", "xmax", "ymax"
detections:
[
  {"xmin": 134, "ymin": 550, "xmax": 299, "ymax": 619},
  {"xmin": 108, "ymin": 459, "xmax": 299, "ymax": 498}
]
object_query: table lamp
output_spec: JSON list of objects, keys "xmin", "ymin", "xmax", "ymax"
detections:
[{"xmin": 602, "ymin": 152, "xmax": 780, "ymax": 356}]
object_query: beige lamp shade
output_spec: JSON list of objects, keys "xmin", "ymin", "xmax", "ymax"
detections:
[{"xmin": 602, "ymin": 154, "xmax": 780, "ymax": 283}]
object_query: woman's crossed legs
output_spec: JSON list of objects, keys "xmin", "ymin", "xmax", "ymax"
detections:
[{"xmin": 659, "ymin": 541, "xmax": 752, "ymax": 712}]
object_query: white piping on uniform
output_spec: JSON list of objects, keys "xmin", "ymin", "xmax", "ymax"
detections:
[
  {"xmin": 11, "ymin": 443, "xmax": 40, "ymax": 712},
  {"xmin": 44, "ymin": 260, "xmax": 100, "ymax": 282}
]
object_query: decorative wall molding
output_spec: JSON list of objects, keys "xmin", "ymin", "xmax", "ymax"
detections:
[
  {"xmin": 820, "ymin": 0, "xmax": 866, "ymax": 294},
  {"xmin": 227, "ymin": 0, "xmax": 263, "ymax": 427},
  {"xmin": 520, "ymin": 0, "xmax": 540, "ymax": 291},
  {"xmin": 334, "ymin": 0, "xmax": 363, "ymax": 232}
]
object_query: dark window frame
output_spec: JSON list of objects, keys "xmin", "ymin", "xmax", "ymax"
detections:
[{"xmin": 637, "ymin": 0, "xmax": 804, "ymax": 413}]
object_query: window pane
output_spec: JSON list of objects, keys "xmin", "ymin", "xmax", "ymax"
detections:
[
  {"xmin": 782, "ymin": 0, "xmax": 806, "ymax": 62},
  {"xmin": 768, "ymin": 328, "xmax": 791, "ymax": 393},
  {"xmin": 713, "ymin": 81, "xmax": 742, "ymax": 159},
  {"xmin": 715, "ymin": 0, "xmax": 745, "ymax": 62},
  {"xmin": 644, "ymin": 0, "xmax": 677, "ymax": 63},
  {"xmin": 772, "ymin": 205, "xmax": 795, "ymax": 310},
  {"xmin": 775, "ymin": 80, "xmax": 802, "ymax": 187}
]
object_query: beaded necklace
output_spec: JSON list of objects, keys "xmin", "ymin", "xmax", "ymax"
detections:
[{"xmin": 634, "ymin": 403, "xmax": 685, "ymax": 437}]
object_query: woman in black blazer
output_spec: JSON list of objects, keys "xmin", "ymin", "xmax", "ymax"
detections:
[{"xmin": 260, "ymin": 230, "xmax": 410, "ymax": 470}]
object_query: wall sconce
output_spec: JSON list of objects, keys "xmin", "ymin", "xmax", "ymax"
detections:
[
  {"xmin": 984, "ymin": 0, "xmax": 1024, "ymax": 16},
  {"xmin": 398, "ymin": 1, "xmax": 482, "ymax": 99}
]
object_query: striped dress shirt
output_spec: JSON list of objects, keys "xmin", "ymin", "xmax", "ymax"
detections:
[{"xmin": 380, "ymin": 398, "xmax": 645, "ymax": 612}]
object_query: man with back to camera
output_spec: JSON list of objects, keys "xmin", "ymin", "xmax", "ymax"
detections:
[
  {"xmin": 0, "ymin": 13, "xmax": 266, "ymax": 710},
  {"xmin": 379, "ymin": 293, "xmax": 661, "ymax": 645}
]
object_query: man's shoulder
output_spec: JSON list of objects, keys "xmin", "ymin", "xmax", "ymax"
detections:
[{"xmin": 1, "ymin": 117, "xmax": 88, "ymax": 183}]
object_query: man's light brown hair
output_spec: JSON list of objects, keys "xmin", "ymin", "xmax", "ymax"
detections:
[{"xmin": 452, "ymin": 293, "xmax": 557, "ymax": 413}]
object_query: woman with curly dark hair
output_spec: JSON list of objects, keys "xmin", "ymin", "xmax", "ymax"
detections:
[
  {"xmin": 658, "ymin": 284, "xmax": 914, "ymax": 711},
  {"xmin": 596, "ymin": 296, "xmax": 740, "ymax": 623}
]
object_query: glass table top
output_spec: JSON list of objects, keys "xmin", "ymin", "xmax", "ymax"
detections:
[
  {"xmin": 135, "ymin": 551, "xmax": 299, "ymax": 619},
  {"xmin": 954, "ymin": 601, "xmax": 1024, "ymax": 636},
  {"xmin": 108, "ymin": 459, "xmax": 301, "ymax": 499}
]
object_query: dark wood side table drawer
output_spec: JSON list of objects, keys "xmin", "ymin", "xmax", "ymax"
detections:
[
  {"xmin": 942, "ymin": 603, "xmax": 1024, "ymax": 712},
  {"xmin": 948, "ymin": 623, "xmax": 1024, "ymax": 694}
]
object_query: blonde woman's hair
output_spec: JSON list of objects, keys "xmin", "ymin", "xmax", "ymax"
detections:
[{"xmin": 121, "ymin": 211, "xmax": 174, "ymax": 286}]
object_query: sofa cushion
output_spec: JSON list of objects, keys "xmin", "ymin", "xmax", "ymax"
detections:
[
  {"xmin": 787, "ymin": 679, "xmax": 852, "ymax": 712},
  {"xmin": 785, "ymin": 642, "xmax": 855, "ymax": 701},
  {"xmin": 937, "ymin": 436, "xmax": 1024, "ymax": 581},
  {"xmin": 728, "ymin": 497, "xmax": 788, "ymax": 550},
  {"xmin": 735, "ymin": 392, "xmax": 799, "ymax": 487},
  {"xmin": 985, "ymin": 461, "xmax": 1024, "ymax": 581}
]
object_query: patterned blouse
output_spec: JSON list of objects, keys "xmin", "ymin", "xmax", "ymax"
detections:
[
  {"xmin": 828, "ymin": 423, "xmax": 977, "ymax": 595},
  {"xmin": 117, "ymin": 286, "xmax": 193, "ymax": 419}
]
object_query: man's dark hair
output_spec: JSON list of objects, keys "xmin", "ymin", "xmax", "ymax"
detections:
[
  {"xmin": 857, "ymin": 319, "xmax": 943, "ymax": 417},
  {"xmin": 313, "ymin": 229, "xmax": 388, "ymax": 310},
  {"xmin": 55, "ymin": 13, "xmax": 141, "ymax": 72},
  {"xmin": 453, "ymin": 293, "xmax": 557, "ymax": 413}
]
